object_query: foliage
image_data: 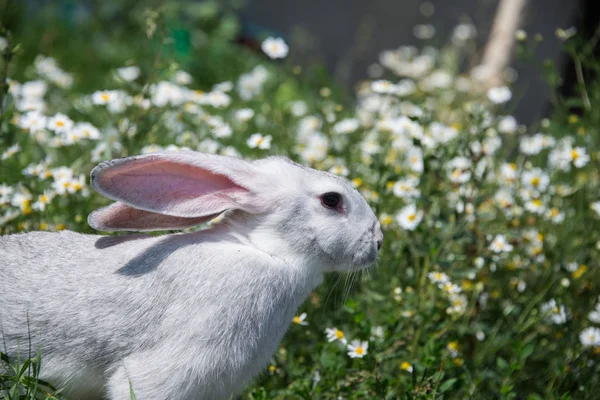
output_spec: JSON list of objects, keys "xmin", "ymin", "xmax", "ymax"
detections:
[{"xmin": 1, "ymin": 1, "xmax": 600, "ymax": 399}]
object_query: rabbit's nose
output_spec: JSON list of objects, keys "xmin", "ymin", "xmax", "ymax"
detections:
[{"xmin": 374, "ymin": 226, "xmax": 384, "ymax": 251}]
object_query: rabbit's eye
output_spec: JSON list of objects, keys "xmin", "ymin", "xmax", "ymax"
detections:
[{"xmin": 321, "ymin": 192, "xmax": 341, "ymax": 209}]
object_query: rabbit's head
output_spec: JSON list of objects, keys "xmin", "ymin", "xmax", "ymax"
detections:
[{"xmin": 88, "ymin": 151, "xmax": 383, "ymax": 272}]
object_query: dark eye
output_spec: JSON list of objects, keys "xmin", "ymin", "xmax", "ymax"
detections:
[{"xmin": 321, "ymin": 192, "xmax": 341, "ymax": 209}]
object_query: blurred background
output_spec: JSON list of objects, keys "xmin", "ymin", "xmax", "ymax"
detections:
[{"xmin": 4, "ymin": 0, "xmax": 599, "ymax": 124}]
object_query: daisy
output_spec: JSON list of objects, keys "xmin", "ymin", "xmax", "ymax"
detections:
[
  {"xmin": 47, "ymin": 113, "xmax": 74, "ymax": 134},
  {"xmin": 235, "ymin": 108, "xmax": 255, "ymax": 122},
  {"xmin": 579, "ymin": 327, "xmax": 600, "ymax": 348},
  {"xmin": 325, "ymin": 327, "xmax": 347, "ymax": 344},
  {"xmin": 487, "ymin": 86, "xmax": 512, "ymax": 104},
  {"xmin": 392, "ymin": 176, "xmax": 420, "ymax": 199},
  {"xmin": 498, "ymin": 115, "xmax": 518, "ymax": 134},
  {"xmin": 406, "ymin": 147, "xmax": 424, "ymax": 173},
  {"xmin": 489, "ymin": 235, "xmax": 513, "ymax": 253},
  {"xmin": 73, "ymin": 122, "xmax": 101, "ymax": 140},
  {"xmin": 521, "ymin": 168, "xmax": 550, "ymax": 192},
  {"xmin": 292, "ymin": 312, "xmax": 308, "ymax": 326},
  {"xmin": 447, "ymin": 157, "xmax": 472, "ymax": 183},
  {"xmin": 588, "ymin": 304, "xmax": 600, "ymax": 323},
  {"xmin": 261, "ymin": 37, "xmax": 289, "ymax": 59},
  {"xmin": 347, "ymin": 340, "xmax": 369, "ymax": 358},
  {"xmin": 1, "ymin": 144, "xmax": 20, "ymax": 160},
  {"xmin": 545, "ymin": 207, "xmax": 565, "ymax": 223},
  {"xmin": 247, "ymin": 133, "xmax": 272, "ymax": 150},
  {"xmin": 396, "ymin": 204, "xmax": 423, "ymax": 231},
  {"xmin": 540, "ymin": 299, "xmax": 568, "ymax": 325},
  {"xmin": 371, "ymin": 79, "xmax": 397, "ymax": 94},
  {"xmin": 400, "ymin": 362, "xmax": 413, "ymax": 373},
  {"xmin": 116, "ymin": 66, "xmax": 140, "ymax": 81},
  {"xmin": 427, "ymin": 271, "xmax": 450, "ymax": 284},
  {"xmin": 524, "ymin": 198, "xmax": 546, "ymax": 215},
  {"xmin": 569, "ymin": 146, "xmax": 590, "ymax": 168},
  {"xmin": 332, "ymin": 118, "xmax": 360, "ymax": 135}
]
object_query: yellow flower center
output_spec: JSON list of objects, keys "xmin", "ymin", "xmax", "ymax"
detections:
[
  {"xmin": 355, "ymin": 347, "xmax": 364, "ymax": 355},
  {"xmin": 56, "ymin": 121, "xmax": 65, "ymax": 127},
  {"xmin": 335, "ymin": 330, "xmax": 344, "ymax": 339},
  {"xmin": 293, "ymin": 316, "xmax": 301, "ymax": 324},
  {"xmin": 408, "ymin": 213, "xmax": 416, "ymax": 221},
  {"xmin": 101, "ymin": 93, "xmax": 110, "ymax": 101},
  {"xmin": 531, "ymin": 177, "xmax": 540, "ymax": 187},
  {"xmin": 509, "ymin": 163, "xmax": 517, "ymax": 170},
  {"xmin": 532, "ymin": 199, "xmax": 542, "ymax": 207},
  {"xmin": 400, "ymin": 362, "xmax": 412, "ymax": 371},
  {"xmin": 571, "ymin": 149, "xmax": 579, "ymax": 160},
  {"xmin": 551, "ymin": 208, "xmax": 560, "ymax": 217},
  {"xmin": 40, "ymin": 194, "xmax": 48, "ymax": 203},
  {"xmin": 256, "ymin": 137, "xmax": 264, "ymax": 145}
]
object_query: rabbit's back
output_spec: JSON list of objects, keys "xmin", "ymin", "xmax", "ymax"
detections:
[{"xmin": 0, "ymin": 230, "xmax": 173, "ymax": 395}]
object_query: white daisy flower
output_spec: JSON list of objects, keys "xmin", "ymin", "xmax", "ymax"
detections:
[
  {"xmin": 524, "ymin": 198, "xmax": 546, "ymax": 215},
  {"xmin": 498, "ymin": 115, "xmax": 518, "ymax": 134},
  {"xmin": 247, "ymin": 133, "xmax": 272, "ymax": 150},
  {"xmin": 540, "ymin": 299, "xmax": 568, "ymax": 325},
  {"xmin": 371, "ymin": 79, "xmax": 397, "ymax": 94},
  {"xmin": 235, "ymin": 108, "xmax": 255, "ymax": 122},
  {"xmin": 292, "ymin": 312, "xmax": 308, "ymax": 326},
  {"xmin": 116, "ymin": 66, "xmax": 140, "ymax": 81},
  {"xmin": 569, "ymin": 146, "xmax": 590, "ymax": 168},
  {"xmin": 521, "ymin": 168, "xmax": 550, "ymax": 192},
  {"xmin": 261, "ymin": 37, "xmax": 289, "ymax": 59},
  {"xmin": 347, "ymin": 340, "xmax": 369, "ymax": 358},
  {"xmin": 545, "ymin": 207, "xmax": 565, "ymax": 224},
  {"xmin": 427, "ymin": 271, "xmax": 450, "ymax": 284},
  {"xmin": 332, "ymin": 118, "xmax": 360, "ymax": 134},
  {"xmin": 47, "ymin": 113, "xmax": 74, "ymax": 134},
  {"xmin": 392, "ymin": 176, "xmax": 420, "ymax": 199},
  {"xmin": 487, "ymin": 86, "xmax": 512, "ymax": 104},
  {"xmin": 447, "ymin": 157, "xmax": 472, "ymax": 183},
  {"xmin": 406, "ymin": 147, "xmax": 424, "ymax": 173},
  {"xmin": 73, "ymin": 122, "xmax": 101, "ymax": 140},
  {"xmin": 325, "ymin": 327, "xmax": 347, "ymax": 344},
  {"xmin": 174, "ymin": 70, "xmax": 193, "ymax": 85},
  {"xmin": 579, "ymin": 327, "xmax": 600, "ymax": 348},
  {"xmin": 588, "ymin": 304, "xmax": 600, "ymax": 324},
  {"xmin": 489, "ymin": 235, "xmax": 513, "ymax": 253},
  {"xmin": 395, "ymin": 204, "xmax": 423, "ymax": 231},
  {"xmin": 1, "ymin": 144, "xmax": 20, "ymax": 160}
]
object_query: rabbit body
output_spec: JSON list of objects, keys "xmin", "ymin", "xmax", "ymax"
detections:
[
  {"xmin": 0, "ymin": 151, "xmax": 382, "ymax": 399},
  {"xmin": 0, "ymin": 228, "xmax": 322, "ymax": 399}
]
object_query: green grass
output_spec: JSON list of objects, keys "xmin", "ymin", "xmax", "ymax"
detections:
[{"xmin": 1, "ymin": 1, "xmax": 600, "ymax": 399}]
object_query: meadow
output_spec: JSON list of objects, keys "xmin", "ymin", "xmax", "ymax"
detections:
[{"xmin": 1, "ymin": 1, "xmax": 600, "ymax": 399}]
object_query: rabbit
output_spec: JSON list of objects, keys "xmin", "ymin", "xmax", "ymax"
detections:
[{"xmin": 0, "ymin": 150, "xmax": 383, "ymax": 400}]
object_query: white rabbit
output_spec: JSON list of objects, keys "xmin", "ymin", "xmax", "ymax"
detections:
[{"xmin": 0, "ymin": 151, "xmax": 383, "ymax": 399}]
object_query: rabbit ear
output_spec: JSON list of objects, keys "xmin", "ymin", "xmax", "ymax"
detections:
[
  {"xmin": 88, "ymin": 202, "xmax": 218, "ymax": 231},
  {"xmin": 90, "ymin": 151, "xmax": 261, "ymax": 219}
]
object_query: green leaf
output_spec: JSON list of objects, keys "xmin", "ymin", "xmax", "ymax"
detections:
[
  {"xmin": 521, "ymin": 343, "xmax": 535, "ymax": 361},
  {"xmin": 496, "ymin": 357, "xmax": 509, "ymax": 371},
  {"xmin": 438, "ymin": 378, "xmax": 458, "ymax": 393}
]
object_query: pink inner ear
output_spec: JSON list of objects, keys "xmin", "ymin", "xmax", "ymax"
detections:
[
  {"xmin": 93, "ymin": 157, "xmax": 248, "ymax": 217},
  {"xmin": 89, "ymin": 202, "xmax": 217, "ymax": 231}
]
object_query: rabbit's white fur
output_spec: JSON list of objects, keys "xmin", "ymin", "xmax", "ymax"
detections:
[{"xmin": 0, "ymin": 151, "xmax": 383, "ymax": 399}]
